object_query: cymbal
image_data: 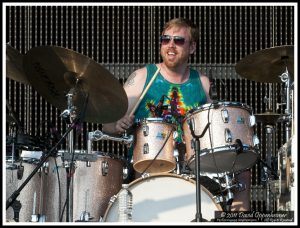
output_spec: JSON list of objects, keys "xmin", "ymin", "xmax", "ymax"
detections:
[
  {"xmin": 255, "ymin": 111, "xmax": 284, "ymax": 124},
  {"xmin": 23, "ymin": 46, "xmax": 128, "ymax": 124},
  {"xmin": 236, "ymin": 45, "xmax": 294, "ymax": 83},
  {"xmin": 6, "ymin": 44, "xmax": 29, "ymax": 84}
]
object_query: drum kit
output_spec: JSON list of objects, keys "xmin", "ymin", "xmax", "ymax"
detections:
[{"xmin": 5, "ymin": 44, "xmax": 294, "ymax": 222}]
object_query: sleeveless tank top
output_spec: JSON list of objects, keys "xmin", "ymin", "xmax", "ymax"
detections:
[{"xmin": 134, "ymin": 64, "xmax": 207, "ymax": 124}]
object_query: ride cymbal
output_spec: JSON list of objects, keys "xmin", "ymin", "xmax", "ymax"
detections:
[
  {"xmin": 6, "ymin": 44, "xmax": 29, "ymax": 84},
  {"xmin": 23, "ymin": 46, "xmax": 128, "ymax": 124},
  {"xmin": 236, "ymin": 45, "xmax": 294, "ymax": 83}
]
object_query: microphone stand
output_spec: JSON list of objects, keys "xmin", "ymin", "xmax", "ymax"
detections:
[
  {"xmin": 189, "ymin": 120, "xmax": 210, "ymax": 222},
  {"xmin": 6, "ymin": 121, "xmax": 79, "ymax": 220}
]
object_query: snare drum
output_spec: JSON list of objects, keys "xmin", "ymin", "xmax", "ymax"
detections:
[
  {"xmin": 133, "ymin": 118, "xmax": 177, "ymax": 174},
  {"xmin": 183, "ymin": 102, "xmax": 259, "ymax": 173},
  {"xmin": 103, "ymin": 173, "xmax": 222, "ymax": 222}
]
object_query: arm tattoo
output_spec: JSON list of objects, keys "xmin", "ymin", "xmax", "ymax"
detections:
[{"xmin": 124, "ymin": 72, "xmax": 136, "ymax": 87}]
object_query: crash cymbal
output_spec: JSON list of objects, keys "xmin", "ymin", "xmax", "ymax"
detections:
[
  {"xmin": 6, "ymin": 44, "xmax": 29, "ymax": 84},
  {"xmin": 255, "ymin": 111, "xmax": 284, "ymax": 124},
  {"xmin": 236, "ymin": 45, "xmax": 294, "ymax": 83},
  {"xmin": 23, "ymin": 46, "xmax": 128, "ymax": 124}
]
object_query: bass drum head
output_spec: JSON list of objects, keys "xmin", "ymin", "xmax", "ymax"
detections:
[{"xmin": 104, "ymin": 173, "xmax": 221, "ymax": 222}]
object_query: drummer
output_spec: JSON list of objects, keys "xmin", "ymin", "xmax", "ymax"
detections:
[{"xmin": 103, "ymin": 17, "xmax": 250, "ymax": 212}]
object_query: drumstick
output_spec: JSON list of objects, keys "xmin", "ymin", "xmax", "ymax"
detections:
[{"xmin": 129, "ymin": 67, "xmax": 161, "ymax": 116}]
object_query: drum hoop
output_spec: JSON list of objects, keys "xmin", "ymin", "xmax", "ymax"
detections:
[
  {"xmin": 106, "ymin": 173, "xmax": 223, "ymax": 211},
  {"xmin": 185, "ymin": 102, "xmax": 253, "ymax": 119},
  {"xmin": 200, "ymin": 144, "xmax": 256, "ymax": 154},
  {"xmin": 135, "ymin": 118, "xmax": 177, "ymax": 128},
  {"xmin": 92, "ymin": 151, "xmax": 127, "ymax": 162}
]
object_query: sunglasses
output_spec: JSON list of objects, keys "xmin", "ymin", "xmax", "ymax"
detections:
[{"xmin": 160, "ymin": 35, "xmax": 186, "ymax": 46}]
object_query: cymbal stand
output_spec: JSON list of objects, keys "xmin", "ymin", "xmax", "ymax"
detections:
[
  {"xmin": 188, "ymin": 120, "xmax": 210, "ymax": 222},
  {"xmin": 279, "ymin": 67, "xmax": 292, "ymax": 142},
  {"xmin": 60, "ymin": 88, "xmax": 78, "ymax": 222},
  {"xmin": 261, "ymin": 124, "xmax": 277, "ymax": 211}
]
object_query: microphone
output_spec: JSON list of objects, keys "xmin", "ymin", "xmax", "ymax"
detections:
[
  {"xmin": 208, "ymin": 69, "xmax": 218, "ymax": 101},
  {"xmin": 155, "ymin": 95, "xmax": 165, "ymax": 117}
]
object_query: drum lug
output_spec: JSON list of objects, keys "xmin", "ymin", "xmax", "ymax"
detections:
[
  {"xmin": 221, "ymin": 108, "xmax": 229, "ymax": 123},
  {"xmin": 123, "ymin": 166, "xmax": 128, "ymax": 180},
  {"xmin": 143, "ymin": 143, "xmax": 149, "ymax": 154},
  {"xmin": 143, "ymin": 125, "xmax": 149, "ymax": 136},
  {"xmin": 101, "ymin": 160, "xmax": 109, "ymax": 176},
  {"xmin": 252, "ymin": 135, "xmax": 260, "ymax": 147},
  {"xmin": 249, "ymin": 115, "xmax": 256, "ymax": 127},
  {"xmin": 43, "ymin": 162, "xmax": 49, "ymax": 175},
  {"xmin": 141, "ymin": 172, "xmax": 150, "ymax": 179},
  {"xmin": 224, "ymin": 128, "xmax": 232, "ymax": 143},
  {"xmin": 17, "ymin": 164, "xmax": 24, "ymax": 180}
]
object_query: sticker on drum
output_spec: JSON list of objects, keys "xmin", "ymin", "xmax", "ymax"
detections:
[
  {"xmin": 183, "ymin": 102, "xmax": 259, "ymax": 173},
  {"xmin": 103, "ymin": 173, "xmax": 222, "ymax": 222},
  {"xmin": 73, "ymin": 152, "xmax": 125, "ymax": 222},
  {"xmin": 133, "ymin": 118, "xmax": 177, "ymax": 174}
]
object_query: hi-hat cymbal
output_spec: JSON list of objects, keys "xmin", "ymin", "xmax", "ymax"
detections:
[
  {"xmin": 236, "ymin": 45, "xmax": 294, "ymax": 83},
  {"xmin": 255, "ymin": 111, "xmax": 284, "ymax": 124},
  {"xmin": 23, "ymin": 46, "xmax": 128, "ymax": 124},
  {"xmin": 6, "ymin": 44, "xmax": 29, "ymax": 84}
]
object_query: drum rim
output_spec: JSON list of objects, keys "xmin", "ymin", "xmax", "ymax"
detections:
[
  {"xmin": 185, "ymin": 101, "xmax": 253, "ymax": 118},
  {"xmin": 135, "ymin": 117, "xmax": 176, "ymax": 126}
]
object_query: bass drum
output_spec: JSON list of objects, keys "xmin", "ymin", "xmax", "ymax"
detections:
[{"xmin": 103, "ymin": 173, "xmax": 222, "ymax": 222}]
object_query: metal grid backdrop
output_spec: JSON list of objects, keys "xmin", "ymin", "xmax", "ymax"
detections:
[{"xmin": 6, "ymin": 5, "xmax": 294, "ymax": 212}]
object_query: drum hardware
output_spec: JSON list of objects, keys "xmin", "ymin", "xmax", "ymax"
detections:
[
  {"xmin": 188, "ymin": 117, "xmax": 210, "ymax": 222},
  {"xmin": 279, "ymin": 67, "xmax": 293, "ymax": 142},
  {"xmin": 173, "ymin": 148, "xmax": 181, "ymax": 175},
  {"xmin": 88, "ymin": 130, "xmax": 134, "ymax": 148},
  {"xmin": 206, "ymin": 172, "xmax": 246, "ymax": 212}
]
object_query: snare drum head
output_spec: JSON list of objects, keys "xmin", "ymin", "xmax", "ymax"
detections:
[{"xmin": 104, "ymin": 174, "xmax": 221, "ymax": 222}]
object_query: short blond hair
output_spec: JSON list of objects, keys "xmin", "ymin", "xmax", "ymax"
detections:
[{"xmin": 162, "ymin": 18, "xmax": 199, "ymax": 43}]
